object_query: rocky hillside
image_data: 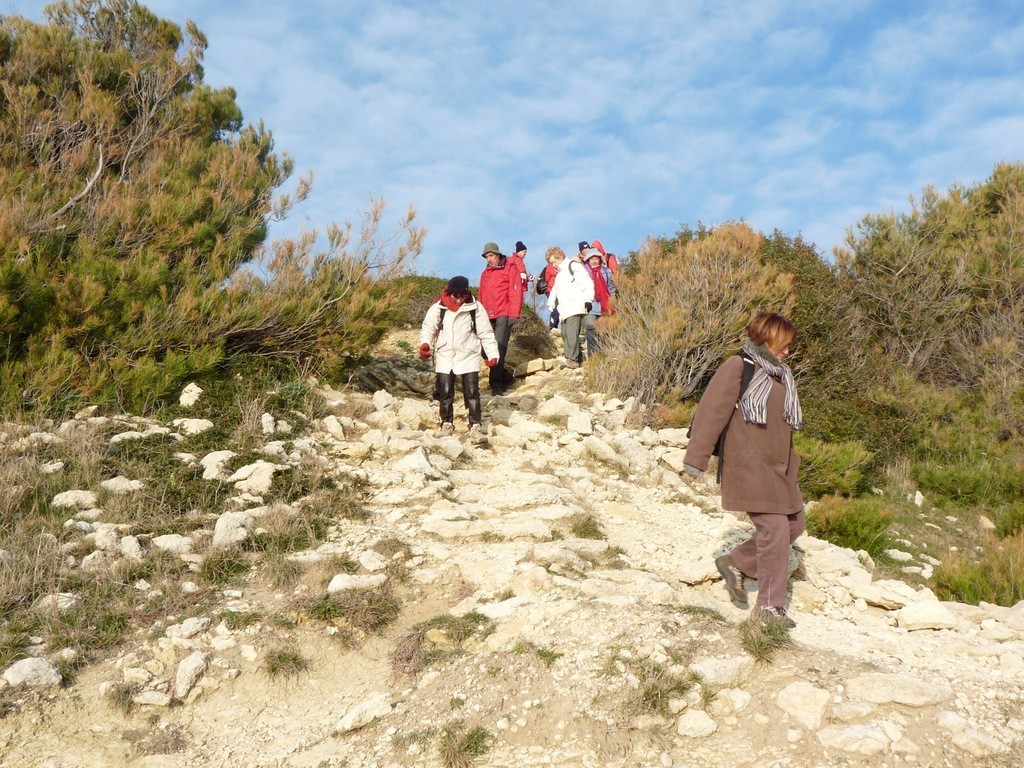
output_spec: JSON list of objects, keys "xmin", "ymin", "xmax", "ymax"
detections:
[{"xmin": 1, "ymin": 346, "xmax": 1023, "ymax": 768}]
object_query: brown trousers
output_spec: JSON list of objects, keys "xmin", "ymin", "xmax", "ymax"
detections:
[{"xmin": 729, "ymin": 510, "xmax": 805, "ymax": 608}]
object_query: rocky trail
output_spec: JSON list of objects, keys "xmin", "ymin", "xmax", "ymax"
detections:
[{"xmin": 2, "ymin": 349, "xmax": 1023, "ymax": 768}]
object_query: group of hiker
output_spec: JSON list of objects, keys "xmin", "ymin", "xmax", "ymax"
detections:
[
  {"xmin": 417, "ymin": 240, "xmax": 805, "ymax": 630},
  {"xmin": 418, "ymin": 239, "xmax": 620, "ymax": 410}
]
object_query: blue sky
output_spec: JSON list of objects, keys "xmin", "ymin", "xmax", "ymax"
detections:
[{"xmin": 6, "ymin": 1, "xmax": 1024, "ymax": 281}]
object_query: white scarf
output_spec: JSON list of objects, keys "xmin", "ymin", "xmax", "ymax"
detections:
[{"xmin": 739, "ymin": 340, "xmax": 803, "ymax": 429}]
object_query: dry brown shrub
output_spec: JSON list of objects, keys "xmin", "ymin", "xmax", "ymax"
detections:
[{"xmin": 589, "ymin": 223, "xmax": 793, "ymax": 412}]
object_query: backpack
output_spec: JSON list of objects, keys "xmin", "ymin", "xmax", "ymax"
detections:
[
  {"xmin": 535, "ymin": 277, "xmax": 548, "ymax": 295},
  {"xmin": 688, "ymin": 352, "xmax": 755, "ymax": 483}
]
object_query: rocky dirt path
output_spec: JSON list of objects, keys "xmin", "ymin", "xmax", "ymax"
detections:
[{"xmin": 2, "ymin": 360, "xmax": 1023, "ymax": 767}]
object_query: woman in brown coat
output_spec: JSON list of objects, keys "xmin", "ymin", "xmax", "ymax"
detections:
[{"xmin": 683, "ymin": 313, "xmax": 804, "ymax": 628}]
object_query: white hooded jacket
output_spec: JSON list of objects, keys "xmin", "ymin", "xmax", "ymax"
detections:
[
  {"xmin": 419, "ymin": 297, "xmax": 500, "ymax": 375},
  {"xmin": 548, "ymin": 258, "xmax": 595, "ymax": 319}
]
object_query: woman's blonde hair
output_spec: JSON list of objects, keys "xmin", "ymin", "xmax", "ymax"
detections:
[
  {"xmin": 747, "ymin": 312, "xmax": 796, "ymax": 351},
  {"xmin": 545, "ymin": 246, "xmax": 565, "ymax": 264}
]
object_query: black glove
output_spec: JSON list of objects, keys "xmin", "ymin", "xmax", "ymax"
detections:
[{"xmin": 584, "ymin": 302, "xmax": 592, "ymax": 313}]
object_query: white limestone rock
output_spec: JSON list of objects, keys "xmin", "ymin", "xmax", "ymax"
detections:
[
  {"xmin": 895, "ymin": 601, "xmax": 958, "ymax": 631},
  {"xmin": 3, "ymin": 658, "xmax": 62, "ymax": 689},
  {"xmin": 151, "ymin": 534, "xmax": 194, "ymax": 555},
  {"xmin": 165, "ymin": 617, "xmax": 210, "ymax": 640},
  {"xmin": 846, "ymin": 673, "xmax": 952, "ymax": 706},
  {"xmin": 174, "ymin": 651, "xmax": 209, "ymax": 700},
  {"xmin": 776, "ymin": 681, "xmax": 830, "ymax": 730},
  {"xmin": 201, "ymin": 450, "xmax": 238, "ymax": 480},
  {"xmin": 226, "ymin": 460, "xmax": 289, "ymax": 494},
  {"xmin": 172, "ymin": 418, "xmax": 215, "ymax": 436},
  {"xmin": 675, "ymin": 709, "xmax": 717, "ymax": 738},
  {"xmin": 99, "ymin": 476, "xmax": 145, "ymax": 494},
  {"xmin": 336, "ymin": 693, "xmax": 393, "ymax": 733},
  {"xmin": 688, "ymin": 656, "xmax": 753, "ymax": 688},
  {"xmin": 327, "ymin": 573, "xmax": 387, "ymax": 594},
  {"xmin": 32, "ymin": 593, "xmax": 81, "ymax": 615},
  {"xmin": 51, "ymin": 490, "xmax": 98, "ymax": 509},
  {"xmin": 817, "ymin": 724, "xmax": 891, "ymax": 756},
  {"xmin": 179, "ymin": 383, "xmax": 203, "ymax": 407}
]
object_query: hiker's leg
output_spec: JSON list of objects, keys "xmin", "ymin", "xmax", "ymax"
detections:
[
  {"xmin": 462, "ymin": 371, "xmax": 482, "ymax": 425},
  {"xmin": 490, "ymin": 316, "xmax": 511, "ymax": 390},
  {"xmin": 436, "ymin": 372, "xmax": 455, "ymax": 425},
  {"xmin": 738, "ymin": 513, "xmax": 791, "ymax": 608},
  {"xmin": 562, "ymin": 314, "xmax": 584, "ymax": 363},
  {"xmin": 585, "ymin": 314, "xmax": 598, "ymax": 357}
]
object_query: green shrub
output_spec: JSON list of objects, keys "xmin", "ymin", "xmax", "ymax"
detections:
[
  {"xmin": 805, "ymin": 495, "xmax": 893, "ymax": 558},
  {"xmin": 0, "ymin": 5, "xmax": 422, "ymax": 414},
  {"xmin": 914, "ymin": 457, "xmax": 1024, "ymax": 507},
  {"xmin": 932, "ymin": 534, "xmax": 1024, "ymax": 606},
  {"xmin": 438, "ymin": 722, "xmax": 492, "ymax": 768},
  {"xmin": 995, "ymin": 502, "xmax": 1024, "ymax": 538},
  {"xmin": 392, "ymin": 275, "xmax": 449, "ymax": 326},
  {"xmin": 795, "ymin": 433, "xmax": 873, "ymax": 498},
  {"xmin": 589, "ymin": 222, "xmax": 794, "ymax": 409}
]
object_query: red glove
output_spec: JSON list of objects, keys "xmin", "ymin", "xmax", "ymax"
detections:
[
  {"xmin": 485, "ymin": 358, "xmax": 498, "ymax": 368},
  {"xmin": 419, "ymin": 343, "xmax": 431, "ymax": 359}
]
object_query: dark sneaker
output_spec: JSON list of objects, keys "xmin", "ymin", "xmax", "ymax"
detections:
[
  {"xmin": 715, "ymin": 555, "xmax": 748, "ymax": 607},
  {"xmin": 562, "ymin": 359, "xmax": 580, "ymax": 369},
  {"xmin": 756, "ymin": 605, "xmax": 796, "ymax": 629}
]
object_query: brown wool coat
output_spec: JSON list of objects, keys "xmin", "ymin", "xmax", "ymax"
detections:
[{"xmin": 684, "ymin": 355, "xmax": 804, "ymax": 515}]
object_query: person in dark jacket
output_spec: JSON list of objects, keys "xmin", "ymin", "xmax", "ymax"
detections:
[
  {"xmin": 478, "ymin": 242, "xmax": 524, "ymax": 394},
  {"xmin": 683, "ymin": 313, "xmax": 804, "ymax": 628}
]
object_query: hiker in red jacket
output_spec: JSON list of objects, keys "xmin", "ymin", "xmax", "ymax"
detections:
[
  {"xmin": 509, "ymin": 240, "xmax": 530, "ymax": 291},
  {"xmin": 478, "ymin": 241, "xmax": 524, "ymax": 395}
]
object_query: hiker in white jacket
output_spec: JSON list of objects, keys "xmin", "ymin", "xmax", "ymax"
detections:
[
  {"xmin": 547, "ymin": 252, "xmax": 595, "ymax": 368},
  {"xmin": 419, "ymin": 276, "xmax": 500, "ymax": 443}
]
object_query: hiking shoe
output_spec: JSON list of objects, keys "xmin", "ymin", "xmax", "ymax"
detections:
[
  {"xmin": 468, "ymin": 423, "xmax": 488, "ymax": 445},
  {"xmin": 440, "ymin": 422, "xmax": 455, "ymax": 436},
  {"xmin": 563, "ymin": 359, "xmax": 580, "ymax": 369},
  {"xmin": 755, "ymin": 605, "xmax": 796, "ymax": 629},
  {"xmin": 715, "ymin": 555, "xmax": 749, "ymax": 607}
]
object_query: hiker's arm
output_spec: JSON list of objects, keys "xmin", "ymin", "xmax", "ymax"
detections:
[
  {"xmin": 418, "ymin": 302, "xmax": 442, "ymax": 349},
  {"xmin": 683, "ymin": 356, "xmax": 745, "ymax": 472},
  {"xmin": 475, "ymin": 301, "xmax": 500, "ymax": 361}
]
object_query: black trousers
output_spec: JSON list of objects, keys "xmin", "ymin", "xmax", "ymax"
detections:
[
  {"xmin": 435, "ymin": 371, "xmax": 482, "ymax": 425},
  {"xmin": 489, "ymin": 315, "xmax": 514, "ymax": 390}
]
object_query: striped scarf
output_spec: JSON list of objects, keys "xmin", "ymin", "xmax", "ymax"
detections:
[{"xmin": 739, "ymin": 340, "xmax": 803, "ymax": 429}]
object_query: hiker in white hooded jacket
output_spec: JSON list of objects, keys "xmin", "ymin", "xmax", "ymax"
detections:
[
  {"xmin": 419, "ymin": 275, "xmax": 500, "ymax": 444},
  {"xmin": 547, "ymin": 251, "xmax": 595, "ymax": 368}
]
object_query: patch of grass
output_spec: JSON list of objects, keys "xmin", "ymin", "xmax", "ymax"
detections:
[
  {"xmin": 373, "ymin": 536, "xmax": 411, "ymax": 559},
  {"xmin": 806, "ymin": 495, "xmax": 893, "ymax": 558},
  {"xmin": 264, "ymin": 647, "xmax": 310, "ymax": 679},
  {"xmin": 391, "ymin": 612, "xmax": 494, "ymax": 676},
  {"xmin": 392, "ymin": 727, "xmax": 436, "ymax": 749},
  {"xmin": 108, "ymin": 682, "xmax": 138, "ymax": 716},
  {"xmin": 567, "ymin": 513, "xmax": 604, "ymax": 540},
  {"xmin": 512, "ymin": 641, "xmax": 563, "ymax": 667},
  {"xmin": 307, "ymin": 586, "xmax": 401, "ymax": 635},
  {"xmin": 932, "ymin": 532, "xmax": 1024, "ymax": 606},
  {"xmin": 677, "ymin": 605, "xmax": 726, "ymax": 623},
  {"xmin": 246, "ymin": 504, "xmax": 330, "ymax": 556},
  {"xmin": 264, "ymin": 554, "xmax": 304, "ymax": 589},
  {"xmin": 623, "ymin": 658, "xmax": 694, "ymax": 717},
  {"xmin": 198, "ymin": 547, "xmax": 250, "ymax": 585},
  {"xmin": 438, "ymin": 722, "xmax": 492, "ymax": 768},
  {"xmin": 740, "ymin": 615, "xmax": 792, "ymax": 664},
  {"xmin": 218, "ymin": 609, "xmax": 263, "ymax": 631}
]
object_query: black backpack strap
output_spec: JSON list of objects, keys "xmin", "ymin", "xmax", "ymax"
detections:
[{"xmin": 440, "ymin": 306, "xmax": 478, "ymax": 338}]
